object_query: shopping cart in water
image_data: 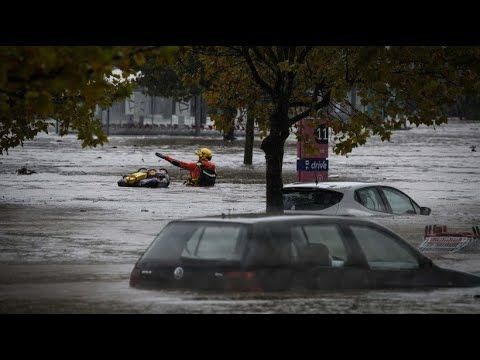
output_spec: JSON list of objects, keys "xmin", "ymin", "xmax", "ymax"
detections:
[{"xmin": 419, "ymin": 225, "xmax": 480, "ymax": 253}]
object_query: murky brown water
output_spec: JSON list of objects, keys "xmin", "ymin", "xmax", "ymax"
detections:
[{"xmin": 0, "ymin": 120, "xmax": 479, "ymax": 313}]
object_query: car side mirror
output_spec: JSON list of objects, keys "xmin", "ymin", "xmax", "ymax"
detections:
[{"xmin": 420, "ymin": 207, "xmax": 431, "ymax": 215}]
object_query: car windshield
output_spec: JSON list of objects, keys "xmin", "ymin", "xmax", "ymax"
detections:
[
  {"xmin": 283, "ymin": 188, "xmax": 343, "ymax": 210},
  {"xmin": 141, "ymin": 222, "xmax": 248, "ymax": 263}
]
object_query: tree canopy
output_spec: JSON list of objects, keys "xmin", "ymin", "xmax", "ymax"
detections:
[
  {"xmin": 0, "ymin": 46, "xmax": 174, "ymax": 154},
  {"xmin": 134, "ymin": 49, "xmax": 202, "ymax": 101},
  {"xmin": 185, "ymin": 48, "xmax": 271, "ymax": 138},
  {"xmin": 181, "ymin": 46, "xmax": 480, "ymax": 212}
]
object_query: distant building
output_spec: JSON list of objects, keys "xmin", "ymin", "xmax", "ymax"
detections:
[{"xmin": 96, "ymin": 88, "xmax": 213, "ymax": 134}]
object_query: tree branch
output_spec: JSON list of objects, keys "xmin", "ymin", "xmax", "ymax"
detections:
[
  {"xmin": 297, "ymin": 46, "xmax": 312, "ymax": 63},
  {"xmin": 288, "ymin": 80, "xmax": 322, "ymax": 108},
  {"xmin": 288, "ymin": 90, "xmax": 332, "ymax": 126},
  {"xmin": 241, "ymin": 47, "xmax": 275, "ymax": 98},
  {"xmin": 289, "ymin": 101, "xmax": 312, "ymax": 107},
  {"xmin": 251, "ymin": 47, "xmax": 279, "ymax": 77},
  {"xmin": 285, "ymin": 47, "xmax": 303, "ymax": 98},
  {"xmin": 265, "ymin": 47, "xmax": 279, "ymax": 64}
]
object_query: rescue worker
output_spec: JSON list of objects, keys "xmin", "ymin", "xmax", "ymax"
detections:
[{"xmin": 155, "ymin": 147, "xmax": 216, "ymax": 187}]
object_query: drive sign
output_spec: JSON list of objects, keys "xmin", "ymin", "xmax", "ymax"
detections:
[
  {"xmin": 297, "ymin": 158, "xmax": 329, "ymax": 171},
  {"xmin": 296, "ymin": 118, "xmax": 329, "ymax": 182}
]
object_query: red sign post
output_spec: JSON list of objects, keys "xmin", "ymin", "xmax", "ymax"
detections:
[{"xmin": 296, "ymin": 118, "xmax": 329, "ymax": 182}]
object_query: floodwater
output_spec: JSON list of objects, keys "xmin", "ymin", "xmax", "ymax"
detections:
[{"xmin": 0, "ymin": 120, "xmax": 479, "ymax": 313}]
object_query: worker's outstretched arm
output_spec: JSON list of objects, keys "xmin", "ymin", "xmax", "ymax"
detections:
[{"xmin": 156, "ymin": 153, "xmax": 196, "ymax": 170}]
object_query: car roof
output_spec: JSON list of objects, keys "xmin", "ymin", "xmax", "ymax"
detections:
[
  {"xmin": 173, "ymin": 213, "xmax": 383, "ymax": 226},
  {"xmin": 283, "ymin": 181, "xmax": 383, "ymax": 191}
]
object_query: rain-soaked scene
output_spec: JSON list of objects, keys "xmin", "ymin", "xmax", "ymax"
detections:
[{"xmin": 1, "ymin": 46, "xmax": 480, "ymax": 313}]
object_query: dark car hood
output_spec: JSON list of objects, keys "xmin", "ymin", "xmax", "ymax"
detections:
[{"xmin": 437, "ymin": 266, "xmax": 480, "ymax": 287}]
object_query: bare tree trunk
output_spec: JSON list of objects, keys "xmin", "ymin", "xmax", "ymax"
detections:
[
  {"xmin": 243, "ymin": 112, "xmax": 255, "ymax": 165},
  {"xmin": 223, "ymin": 125, "xmax": 235, "ymax": 141},
  {"xmin": 261, "ymin": 114, "xmax": 289, "ymax": 214},
  {"xmin": 223, "ymin": 106, "xmax": 237, "ymax": 141},
  {"xmin": 200, "ymin": 97, "xmax": 207, "ymax": 126},
  {"xmin": 106, "ymin": 108, "xmax": 110, "ymax": 136},
  {"xmin": 194, "ymin": 95, "xmax": 201, "ymax": 136}
]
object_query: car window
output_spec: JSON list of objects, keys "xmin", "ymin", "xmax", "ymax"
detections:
[
  {"xmin": 350, "ymin": 225, "xmax": 419, "ymax": 270},
  {"xmin": 182, "ymin": 227, "xmax": 203, "ymax": 256},
  {"xmin": 142, "ymin": 223, "xmax": 198, "ymax": 261},
  {"xmin": 291, "ymin": 226, "xmax": 308, "ymax": 248},
  {"xmin": 182, "ymin": 225, "xmax": 247, "ymax": 261},
  {"xmin": 141, "ymin": 222, "xmax": 248, "ymax": 262},
  {"xmin": 246, "ymin": 225, "xmax": 294, "ymax": 266},
  {"xmin": 302, "ymin": 225, "xmax": 347, "ymax": 261},
  {"xmin": 381, "ymin": 187, "xmax": 415, "ymax": 215},
  {"xmin": 355, "ymin": 187, "xmax": 387, "ymax": 212},
  {"xmin": 283, "ymin": 189, "xmax": 343, "ymax": 211},
  {"xmin": 293, "ymin": 224, "xmax": 347, "ymax": 267}
]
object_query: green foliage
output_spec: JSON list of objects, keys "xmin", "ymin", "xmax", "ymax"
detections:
[
  {"xmin": 143, "ymin": 46, "xmax": 480, "ymax": 213},
  {"xmin": 184, "ymin": 46, "xmax": 480, "ymax": 156},
  {"xmin": 180, "ymin": 48, "xmax": 272, "ymax": 136},
  {"xmin": 0, "ymin": 46, "xmax": 174, "ymax": 154},
  {"xmin": 134, "ymin": 48, "xmax": 202, "ymax": 101}
]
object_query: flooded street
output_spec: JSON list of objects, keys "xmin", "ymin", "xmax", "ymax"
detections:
[{"xmin": 0, "ymin": 120, "xmax": 479, "ymax": 313}]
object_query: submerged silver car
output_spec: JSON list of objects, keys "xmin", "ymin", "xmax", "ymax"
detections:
[{"xmin": 283, "ymin": 182, "xmax": 431, "ymax": 216}]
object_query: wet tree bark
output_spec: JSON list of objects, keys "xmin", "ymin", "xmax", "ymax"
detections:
[
  {"xmin": 222, "ymin": 106, "xmax": 237, "ymax": 141},
  {"xmin": 194, "ymin": 95, "xmax": 201, "ymax": 136},
  {"xmin": 223, "ymin": 125, "xmax": 235, "ymax": 141},
  {"xmin": 243, "ymin": 112, "xmax": 255, "ymax": 165},
  {"xmin": 200, "ymin": 97, "xmax": 207, "ymax": 126},
  {"xmin": 261, "ymin": 111, "xmax": 290, "ymax": 214}
]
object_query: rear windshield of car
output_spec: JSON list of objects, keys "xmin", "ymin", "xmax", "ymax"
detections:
[
  {"xmin": 283, "ymin": 188, "xmax": 343, "ymax": 211},
  {"xmin": 141, "ymin": 222, "xmax": 248, "ymax": 263}
]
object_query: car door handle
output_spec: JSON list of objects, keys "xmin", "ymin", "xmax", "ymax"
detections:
[{"xmin": 214, "ymin": 272, "xmax": 223, "ymax": 277}]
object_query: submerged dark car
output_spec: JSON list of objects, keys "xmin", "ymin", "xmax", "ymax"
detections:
[{"xmin": 130, "ymin": 215, "xmax": 480, "ymax": 291}]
